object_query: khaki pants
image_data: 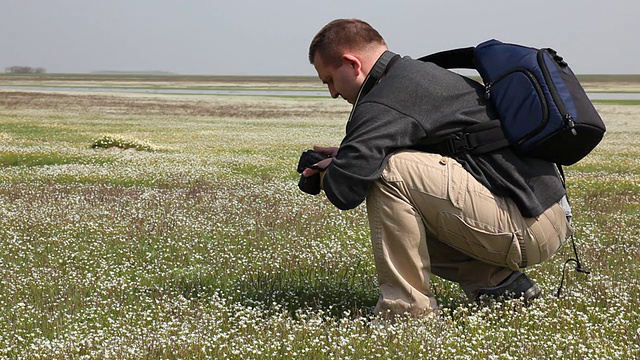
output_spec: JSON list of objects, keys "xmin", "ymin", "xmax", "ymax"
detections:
[{"xmin": 366, "ymin": 150, "xmax": 572, "ymax": 317}]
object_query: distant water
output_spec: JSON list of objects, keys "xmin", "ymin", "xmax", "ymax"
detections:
[
  {"xmin": 1, "ymin": 85, "xmax": 639, "ymax": 100},
  {"xmin": 587, "ymin": 92, "xmax": 640, "ymax": 101}
]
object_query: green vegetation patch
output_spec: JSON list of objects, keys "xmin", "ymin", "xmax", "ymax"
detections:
[
  {"xmin": 0, "ymin": 152, "xmax": 109, "ymax": 167},
  {"xmin": 91, "ymin": 134, "xmax": 156, "ymax": 151}
]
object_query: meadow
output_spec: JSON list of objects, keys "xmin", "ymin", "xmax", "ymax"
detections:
[{"xmin": 0, "ymin": 76, "xmax": 639, "ymax": 359}]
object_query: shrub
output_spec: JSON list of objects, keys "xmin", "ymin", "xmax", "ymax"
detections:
[{"xmin": 91, "ymin": 134, "xmax": 155, "ymax": 151}]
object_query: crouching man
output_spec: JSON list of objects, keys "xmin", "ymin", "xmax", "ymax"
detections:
[{"xmin": 300, "ymin": 19, "xmax": 572, "ymax": 317}]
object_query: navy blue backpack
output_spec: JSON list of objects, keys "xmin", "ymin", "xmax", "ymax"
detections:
[{"xmin": 420, "ymin": 39, "xmax": 606, "ymax": 166}]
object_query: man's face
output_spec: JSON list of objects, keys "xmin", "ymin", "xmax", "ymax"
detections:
[{"xmin": 313, "ymin": 53, "xmax": 363, "ymax": 104}]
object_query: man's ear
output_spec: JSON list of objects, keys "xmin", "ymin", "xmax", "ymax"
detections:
[{"xmin": 341, "ymin": 54, "xmax": 362, "ymax": 75}]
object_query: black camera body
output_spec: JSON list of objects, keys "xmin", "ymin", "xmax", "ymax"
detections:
[{"xmin": 296, "ymin": 150, "xmax": 329, "ymax": 195}]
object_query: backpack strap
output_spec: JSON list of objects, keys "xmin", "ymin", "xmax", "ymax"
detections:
[
  {"xmin": 359, "ymin": 51, "xmax": 400, "ymax": 101},
  {"xmin": 418, "ymin": 47, "xmax": 476, "ymax": 70},
  {"xmin": 428, "ymin": 120, "xmax": 510, "ymax": 156},
  {"xmin": 349, "ymin": 51, "xmax": 400, "ymax": 123}
]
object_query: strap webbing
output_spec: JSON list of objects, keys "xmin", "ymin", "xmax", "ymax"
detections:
[
  {"xmin": 359, "ymin": 51, "xmax": 399, "ymax": 100},
  {"xmin": 427, "ymin": 120, "xmax": 510, "ymax": 156},
  {"xmin": 348, "ymin": 51, "xmax": 399, "ymax": 123},
  {"xmin": 418, "ymin": 47, "xmax": 476, "ymax": 69}
]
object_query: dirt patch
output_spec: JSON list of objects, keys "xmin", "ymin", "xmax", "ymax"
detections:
[
  {"xmin": 0, "ymin": 91, "xmax": 351, "ymax": 119},
  {"xmin": 596, "ymin": 104, "xmax": 640, "ymax": 131}
]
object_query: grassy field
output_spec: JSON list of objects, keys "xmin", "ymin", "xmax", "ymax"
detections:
[{"xmin": 0, "ymin": 82, "xmax": 639, "ymax": 359}]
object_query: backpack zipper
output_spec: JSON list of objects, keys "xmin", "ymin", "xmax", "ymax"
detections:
[
  {"xmin": 485, "ymin": 67, "xmax": 549, "ymax": 144},
  {"xmin": 538, "ymin": 49, "xmax": 577, "ymax": 135}
]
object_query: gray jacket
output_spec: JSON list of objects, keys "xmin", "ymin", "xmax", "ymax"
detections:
[{"xmin": 322, "ymin": 52, "xmax": 566, "ymax": 218}]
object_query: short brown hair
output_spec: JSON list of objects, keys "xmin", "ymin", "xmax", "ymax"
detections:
[{"xmin": 308, "ymin": 19, "xmax": 386, "ymax": 67}]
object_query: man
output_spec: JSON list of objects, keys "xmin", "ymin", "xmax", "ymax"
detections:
[{"xmin": 302, "ymin": 19, "xmax": 573, "ymax": 317}]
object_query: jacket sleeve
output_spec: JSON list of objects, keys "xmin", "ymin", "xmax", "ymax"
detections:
[{"xmin": 323, "ymin": 101, "xmax": 428, "ymax": 210}]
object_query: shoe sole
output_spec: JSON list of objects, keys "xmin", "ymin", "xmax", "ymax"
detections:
[
  {"xmin": 476, "ymin": 271, "xmax": 542, "ymax": 303},
  {"xmin": 523, "ymin": 283, "xmax": 542, "ymax": 302}
]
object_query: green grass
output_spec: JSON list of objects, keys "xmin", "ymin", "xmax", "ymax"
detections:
[
  {"xmin": 0, "ymin": 152, "xmax": 106, "ymax": 167},
  {"xmin": 0, "ymin": 88, "xmax": 638, "ymax": 359}
]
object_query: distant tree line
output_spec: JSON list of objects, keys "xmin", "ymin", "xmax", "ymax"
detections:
[{"xmin": 5, "ymin": 66, "xmax": 47, "ymax": 74}]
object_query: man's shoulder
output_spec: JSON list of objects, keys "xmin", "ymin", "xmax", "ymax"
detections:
[
  {"xmin": 385, "ymin": 56, "xmax": 481, "ymax": 92},
  {"xmin": 395, "ymin": 56, "xmax": 455, "ymax": 75},
  {"xmin": 364, "ymin": 56, "xmax": 482, "ymax": 107}
]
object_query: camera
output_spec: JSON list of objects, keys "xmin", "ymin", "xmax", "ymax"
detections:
[{"xmin": 296, "ymin": 150, "xmax": 329, "ymax": 195}]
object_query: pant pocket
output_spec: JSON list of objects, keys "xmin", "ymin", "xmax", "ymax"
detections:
[
  {"xmin": 446, "ymin": 157, "xmax": 468, "ymax": 210},
  {"xmin": 437, "ymin": 211, "xmax": 523, "ymax": 270}
]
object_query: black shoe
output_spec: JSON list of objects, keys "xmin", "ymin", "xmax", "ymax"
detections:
[{"xmin": 475, "ymin": 271, "xmax": 542, "ymax": 303}]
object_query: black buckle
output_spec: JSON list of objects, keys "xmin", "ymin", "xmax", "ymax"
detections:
[{"xmin": 447, "ymin": 133, "xmax": 471, "ymax": 154}]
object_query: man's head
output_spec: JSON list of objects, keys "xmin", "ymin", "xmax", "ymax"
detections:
[{"xmin": 309, "ymin": 19, "xmax": 388, "ymax": 104}]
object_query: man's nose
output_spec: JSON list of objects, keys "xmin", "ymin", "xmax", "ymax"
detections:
[{"xmin": 328, "ymin": 85, "xmax": 339, "ymax": 99}]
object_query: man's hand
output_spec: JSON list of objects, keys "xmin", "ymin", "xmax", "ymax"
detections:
[
  {"xmin": 313, "ymin": 145, "xmax": 339, "ymax": 158},
  {"xmin": 302, "ymin": 146, "xmax": 337, "ymax": 188},
  {"xmin": 302, "ymin": 145, "xmax": 337, "ymax": 176}
]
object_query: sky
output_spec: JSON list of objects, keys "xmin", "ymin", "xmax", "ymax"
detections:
[{"xmin": 2, "ymin": 0, "xmax": 639, "ymax": 76}]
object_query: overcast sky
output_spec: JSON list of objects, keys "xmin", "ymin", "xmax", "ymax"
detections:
[{"xmin": 2, "ymin": 0, "xmax": 638, "ymax": 75}]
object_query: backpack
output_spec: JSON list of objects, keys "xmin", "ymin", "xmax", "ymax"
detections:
[{"xmin": 419, "ymin": 39, "xmax": 606, "ymax": 166}]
